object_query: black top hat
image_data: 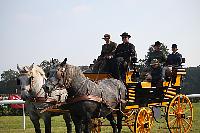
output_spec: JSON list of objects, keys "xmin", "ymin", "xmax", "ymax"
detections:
[
  {"xmin": 102, "ymin": 34, "xmax": 110, "ymax": 39},
  {"xmin": 154, "ymin": 41, "xmax": 162, "ymax": 46},
  {"xmin": 172, "ymin": 44, "xmax": 177, "ymax": 48},
  {"xmin": 120, "ymin": 32, "xmax": 131, "ymax": 38}
]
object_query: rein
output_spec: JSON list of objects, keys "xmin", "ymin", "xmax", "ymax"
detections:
[{"xmin": 29, "ymin": 72, "xmax": 47, "ymax": 102}]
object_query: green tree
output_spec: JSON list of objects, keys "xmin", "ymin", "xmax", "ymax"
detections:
[
  {"xmin": 182, "ymin": 67, "xmax": 200, "ymax": 94},
  {"xmin": 1, "ymin": 69, "xmax": 19, "ymax": 82},
  {"xmin": 39, "ymin": 58, "xmax": 60, "ymax": 75},
  {"xmin": 0, "ymin": 69, "xmax": 19, "ymax": 93},
  {"xmin": 39, "ymin": 60, "xmax": 51, "ymax": 74}
]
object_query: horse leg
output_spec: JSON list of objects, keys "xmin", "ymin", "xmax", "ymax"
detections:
[
  {"xmin": 82, "ymin": 114, "xmax": 92, "ymax": 133},
  {"xmin": 43, "ymin": 113, "xmax": 51, "ymax": 133},
  {"xmin": 83, "ymin": 120, "xmax": 91, "ymax": 133},
  {"xmin": 63, "ymin": 112, "xmax": 72, "ymax": 133},
  {"xmin": 71, "ymin": 115, "xmax": 82, "ymax": 133},
  {"xmin": 29, "ymin": 112, "xmax": 41, "ymax": 133},
  {"xmin": 116, "ymin": 110, "xmax": 123, "ymax": 133},
  {"xmin": 106, "ymin": 113, "xmax": 117, "ymax": 133}
]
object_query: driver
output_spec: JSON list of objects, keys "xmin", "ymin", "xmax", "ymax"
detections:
[
  {"xmin": 110, "ymin": 32, "xmax": 137, "ymax": 81},
  {"xmin": 93, "ymin": 34, "xmax": 117, "ymax": 72}
]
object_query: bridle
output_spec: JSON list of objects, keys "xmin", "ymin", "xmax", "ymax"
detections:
[
  {"xmin": 56, "ymin": 65, "xmax": 72, "ymax": 89},
  {"xmin": 18, "ymin": 72, "xmax": 34, "ymax": 90},
  {"xmin": 19, "ymin": 71, "xmax": 46, "ymax": 101}
]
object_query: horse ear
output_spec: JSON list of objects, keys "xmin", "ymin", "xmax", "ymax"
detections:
[
  {"xmin": 51, "ymin": 58, "xmax": 54, "ymax": 64},
  {"xmin": 29, "ymin": 63, "xmax": 34, "ymax": 70},
  {"xmin": 17, "ymin": 64, "xmax": 22, "ymax": 72},
  {"xmin": 60, "ymin": 58, "xmax": 67, "ymax": 67}
]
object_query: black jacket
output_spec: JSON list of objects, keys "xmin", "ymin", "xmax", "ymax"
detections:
[
  {"xmin": 114, "ymin": 42, "xmax": 137, "ymax": 62},
  {"xmin": 166, "ymin": 52, "xmax": 182, "ymax": 66}
]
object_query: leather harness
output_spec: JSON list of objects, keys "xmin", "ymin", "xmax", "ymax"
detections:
[{"xmin": 66, "ymin": 95, "xmax": 103, "ymax": 104}]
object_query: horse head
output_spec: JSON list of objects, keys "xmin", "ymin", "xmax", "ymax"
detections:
[
  {"xmin": 17, "ymin": 63, "xmax": 46, "ymax": 101},
  {"xmin": 45, "ymin": 58, "xmax": 69, "ymax": 88},
  {"xmin": 45, "ymin": 58, "xmax": 86, "ymax": 92}
]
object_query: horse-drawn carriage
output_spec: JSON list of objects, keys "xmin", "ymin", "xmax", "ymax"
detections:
[
  {"xmin": 84, "ymin": 64, "xmax": 193, "ymax": 133},
  {"xmin": 17, "ymin": 58, "xmax": 193, "ymax": 133}
]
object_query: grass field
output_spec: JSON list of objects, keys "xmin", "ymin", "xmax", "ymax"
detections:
[{"xmin": 0, "ymin": 102, "xmax": 199, "ymax": 133}]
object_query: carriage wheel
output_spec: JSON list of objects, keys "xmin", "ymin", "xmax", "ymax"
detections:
[
  {"xmin": 90, "ymin": 118, "xmax": 102, "ymax": 133},
  {"xmin": 134, "ymin": 107, "xmax": 153, "ymax": 133},
  {"xmin": 167, "ymin": 94, "xmax": 193, "ymax": 133},
  {"xmin": 124, "ymin": 110, "xmax": 137, "ymax": 132}
]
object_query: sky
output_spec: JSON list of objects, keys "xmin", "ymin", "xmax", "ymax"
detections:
[{"xmin": 0, "ymin": 0, "xmax": 200, "ymax": 75}]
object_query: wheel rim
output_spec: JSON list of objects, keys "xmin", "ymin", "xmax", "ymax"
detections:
[
  {"xmin": 167, "ymin": 94, "xmax": 193, "ymax": 133},
  {"xmin": 135, "ymin": 108, "xmax": 153, "ymax": 133}
]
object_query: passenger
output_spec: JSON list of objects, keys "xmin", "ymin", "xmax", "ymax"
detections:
[
  {"xmin": 110, "ymin": 32, "xmax": 137, "ymax": 81},
  {"xmin": 166, "ymin": 44, "xmax": 182, "ymax": 67},
  {"xmin": 147, "ymin": 41, "xmax": 166, "ymax": 66},
  {"xmin": 93, "ymin": 34, "xmax": 117, "ymax": 72},
  {"xmin": 145, "ymin": 59, "xmax": 163, "ymax": 85}
]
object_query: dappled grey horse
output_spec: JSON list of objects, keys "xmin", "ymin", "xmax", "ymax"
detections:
[
  {"xmin": 45, "ymin": 58, "xmax": 126, "ymax": 133},
  {"xmin": 17, "ymin": 64, "xmax": 72, "ymax": 133}
]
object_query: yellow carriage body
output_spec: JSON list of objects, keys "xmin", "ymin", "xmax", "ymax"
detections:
[{"xmin": 125, "ymin": 67, "xmax": 186, "ymax": 106}]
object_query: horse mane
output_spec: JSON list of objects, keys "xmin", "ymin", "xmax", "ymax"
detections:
[
  {"xmin": 64, "ymin": 64, "xmax": 85, "ymax": 80},
  {"xmin": 31, "ymin": 65, "xmax": 47, "ymax": 79}
]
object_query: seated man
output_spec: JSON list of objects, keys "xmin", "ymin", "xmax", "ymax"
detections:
[
  {"xmin": 147, "ymin": 41, "xmax": 166, "ymax": 66},
  {"xmin": 144, "ymin": 59, "xmax": 163, "ymax": 85},
  {"xmin": 110, "ymin": 32, "xmax": 137, "ymax": 81},
  {"xmin": 166, "ymin": 44, "xmax": 182, "ymax": 67},
  {"xmin": 93, "ymin": 34, "xmax": 117, "ymax": 72}
]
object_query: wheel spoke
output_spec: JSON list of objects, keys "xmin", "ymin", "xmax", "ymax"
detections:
[
  {"xmin": 169, "ymin": 117, "xmax": 177, "ymax": 124},
  {"xmin": 181, "ymin": 96, "xmax": 186, "ymax": 107},
  {"xmin": 181, "ymin": 101, "xmax": 189, "ymax": 110},
  {"xmin": 182, "ymin": 118, "xmax": 191, "ymax": 127},
  {"xmin": 170, "ymin": 117, "xmax": 177, "ymax": 130},
  {"xmin": 176, "ymin": 118, "xmax": 179, "ymax": 132},
  {"xmin": 144, "ymin": 113, "xmax": 148, "ymax": 121},
  {"xmin": 181, "ymin": 119, "xmax": 187, "ymax": 132},
  {"xmin": 137, "ymin": 122, "xmax": 142, "ymax": 127},
  {"xmin": 183, "ymin": 108, "xmax": 191, "ymax": 114},
  {"xmin": 170, "ymin": 105, "xmax": 177, "ymax": 111},
  {"xmin": 178, "ymin": 96, "xmax": 181, "ymax": 110},
  {"xmin": 179, "ymin": 119, "xmax": 182, "ymax": 133},
  {"xmin": 136, "ymin": 125, "xmax": 142, "ymax": 130}
]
